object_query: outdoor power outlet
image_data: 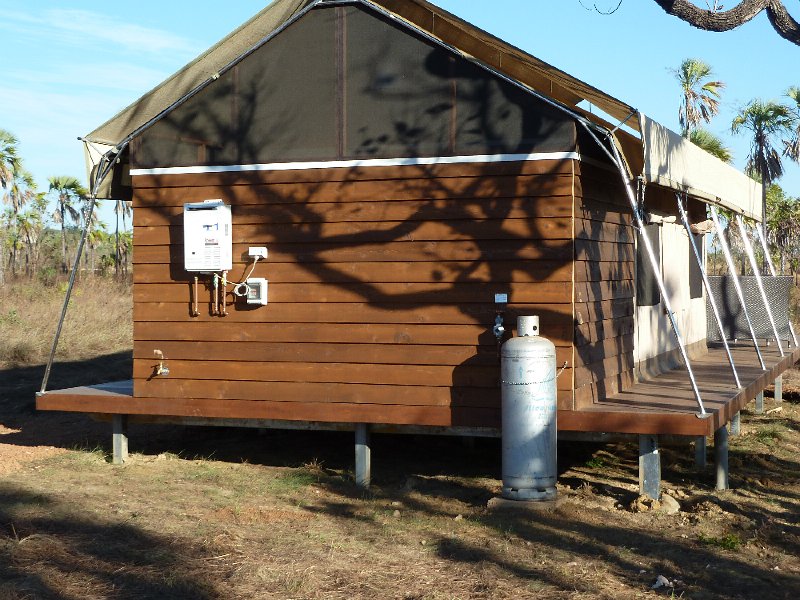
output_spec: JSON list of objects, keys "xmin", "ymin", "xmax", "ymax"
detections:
[
  {"xmin": 248, "ymin": 247, "xmax": 268, "ymax": 259},
  {"xmin": 246, "ymin": 278, "xmax": 268, "ymax": 305}
]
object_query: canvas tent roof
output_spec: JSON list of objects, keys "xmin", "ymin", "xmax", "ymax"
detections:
[{"xmin": 84, "ymin": 0, "xmax": 761, "ymax": 220}]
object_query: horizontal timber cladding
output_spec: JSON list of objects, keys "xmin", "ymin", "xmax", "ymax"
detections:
[
  {"xmin": 134, "ymin": 322, "xmax": 573, "ymax": 350},
  {"xmin": 131, "ymin": 159, "xmax": 576, "ymax": 424},
  {"xmin": 572, "ymin": 162, "xmax": 636, "ymax": 408},
  {"xmin": 133, "ymin": 302, "xmax": 572, "ymax": 325},
  {"xmin": 134, "ymin": 218, "xmax": 572, "ymax": 246},
  {"xmin": 133, "ymin": 282, "xmax": 571, "ymax": 305},
  {"xmin": 133, "ymin": 197, "xmax": 572, "ymax": 228},
  {"xmin": 134, "ymin": 240, "xmax": 572, "ymax": 265},
  {"xmin": 133, "ymin": 260, "xmax": 574, "ymax": 284}
]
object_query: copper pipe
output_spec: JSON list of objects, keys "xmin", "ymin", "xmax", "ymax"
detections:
[
  {"xmin": 221, "ymin": 271, "xmax": 228, "ymax": 316},
  {"xmin": 211, "ymin": 274, "xmax": 219, "ymax": 316},
  {"xmin": 191, "ymin": 276, "xmax": 199, "ymax": 317}
]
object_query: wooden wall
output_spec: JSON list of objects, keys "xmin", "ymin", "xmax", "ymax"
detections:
[
  {"xmin": 572, "ymin": 162, "xmax": 635, "ymax": 407},
  {"xmin": 131, "ymin": 160, "xmax": 575, "ymax": 428}
]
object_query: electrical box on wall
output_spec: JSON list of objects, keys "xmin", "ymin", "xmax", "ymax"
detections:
[
  {"xmin": 183, "ymin": 200, "xmax": 232, "ymax": 272},
  {"xmin": 246, "ymin": 278, "xmax": 268, "ymax": 305}
]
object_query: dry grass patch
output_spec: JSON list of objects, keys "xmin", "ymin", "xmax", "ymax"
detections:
[{"xmin": 0, "ymin": 278, "xmax": 131, "ymax": 367}]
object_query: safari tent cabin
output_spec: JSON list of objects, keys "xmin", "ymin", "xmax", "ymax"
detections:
[{"xmin": 38, "ymin": 0, "xmax": 799, "ymax": 497}]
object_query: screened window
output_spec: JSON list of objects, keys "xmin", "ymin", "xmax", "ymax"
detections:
[
  {"xmin": 132, "ymin": 4, "xmax": 579, "ymax": 169},
  {"xmin": 689, "ymin": 233, "xmax": 704, "ymax": 299},
  {"xmin": 636, "ymin": 224, "xmax": 661, "ymax": 307}
]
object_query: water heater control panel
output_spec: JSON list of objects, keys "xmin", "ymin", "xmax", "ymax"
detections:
[{"xmin": 183, "ymin": 200, "xmax": 232, "ymax": 272}]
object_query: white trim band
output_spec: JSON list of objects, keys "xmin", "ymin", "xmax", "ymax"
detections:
[{"xmin": 130, "ymin": 152, "xmax": 582, "ymax": 176}]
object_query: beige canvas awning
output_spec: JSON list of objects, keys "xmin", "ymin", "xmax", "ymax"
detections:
[{"xmin": 639, "ymin": 113, "xmax": 761, "ymax": 222}]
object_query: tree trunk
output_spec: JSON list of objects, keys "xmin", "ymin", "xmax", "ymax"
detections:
[
  {"xmin": 60, "ymin": 205, "xmax": 68, "ymax": 274},
  {"xmin": 115, "ymin": 208, "xmax": 121, "ymax": 279},
  {"xmin": 761, "ymin": 172, "xmax": 769, "ymax": 274},
  {"xmin": 652, "ymin": 1, "xmax": 800, "ymax": 46}
]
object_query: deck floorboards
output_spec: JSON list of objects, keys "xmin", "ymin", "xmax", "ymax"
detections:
[{"xmin": 37, "ymin": 344, "xmax": 800, "ymax": 437}]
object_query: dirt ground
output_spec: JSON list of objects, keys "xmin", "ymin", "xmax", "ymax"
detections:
[{"xmin": 1, "ymin": 355, "xmax": 799, "ymax": 599}]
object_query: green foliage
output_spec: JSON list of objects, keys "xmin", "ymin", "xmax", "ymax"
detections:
[
  {"xmin": 764, "ymin": 183, "xmax": 800, "ymax": 273},
  {"xmin": 673, "ymin": 58, "xmax": 725, "ymax": 136},
  {"xmin": 755, "ymin": 425, "xmax": 785, "ymax": 445},
  {"xmin": 584, "ymin": 457, "xmax": 606, "ymax": 469},
  {"xmin": 689, "ymin": 128, "xmax": 733, "ymax": 162},
  {"xmin": 0, "ymin": 309, "xmax": 20, "ymax": 325},
  {"xmin": 698, "ymin": 532, "xmax": 742, "ymax": 551},
  {"xmin": 732, "ymin": 99, "xmax": 796, "ymax": 185}
]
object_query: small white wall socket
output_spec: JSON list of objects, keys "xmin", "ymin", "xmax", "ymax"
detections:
[{"xmin": 248, "ymin": 246, "xmax": 268, "ymax": 259}]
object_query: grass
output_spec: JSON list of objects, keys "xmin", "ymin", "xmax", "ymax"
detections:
[
  {"xmin": 698, "ymin": 532, "xmax": 743, "ymax": 551},
  {"xmin": 0, "ymin": 277, "xmax": 131, "ymax": 367},
  {"xmin": 584, "ymin": 456, "xmax": 606, "ymax": 469},
  {"xmin": 1, "ymin": 278, "xmax": 800, "ymax": 598},
  {"xmin": 754, "ymin": 425, "xmax": 786, "ymax": 445}
]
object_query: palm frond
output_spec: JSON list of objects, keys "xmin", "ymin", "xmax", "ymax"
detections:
[{"xmin": 689, "ymin": 128, "xmax": 733, "ymax": 163}]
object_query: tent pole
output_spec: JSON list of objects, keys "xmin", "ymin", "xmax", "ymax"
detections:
[
  {"xmin": 677, "ymin": 195, "xmax": 741, "ymax": 388},
  {"xmin": 754, "ymin": 223, "xmax": 798, "ymax": 347},
  {"xmin": 736, "ymin": 215, "xmax": 785, "ymax": 357},
  {"xmin": 578, "ymin": 122, "xmax": 709, "ymax": 418},
  {"xmin": 39, "ymin": 147, "xmax": 123, "ymax": 395},
  {"xmin": 709, "ymin": 206, "xmax": 766, "ymax": 370}
]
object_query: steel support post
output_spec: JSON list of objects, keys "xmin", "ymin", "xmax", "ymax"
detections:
[
  {"xmin": 355, "ymin": 423, "xmax": 371, "ymax": 489},
  {"xmin": 694, "ymin": 436, "xmax": 707, "ymax": 469},
  {"xmin": 580, "ymin": 128, "xmax": 707, "ymax": 417},
  {"xmin": 639, "ymin": 434, "xmax": 661, "ymax": 500},
  {"xmin": 730, "ymin": 411, "xmax": 741, "ymax": 436},
  {"xmin": 755, "ymin": 391, "xmax": 764, "ymax": 414},
  {"xmin": 736, "ymin": 215, "xmax": 785, "ymax": 357},
  {"xmin": 774, "ymin": 375, "xmax": 783, "ymax": 404},
  {"xmin": 709, "ymin": 207, "xmax": 766, "ymax": 370},
  {"xmin": 678, "ymin": 195, "xmax": 740, "ymax": 388},
  {"xmin": 112, "ymin": 415, "xmax": 129, "ymax": 465},
  {"xmin": 714, "ymin": 425, "xmax": 729, "ymax": 490}
]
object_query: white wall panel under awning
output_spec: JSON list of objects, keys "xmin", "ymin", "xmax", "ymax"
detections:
[
  {"xmin": 639, "ymin": 114, "xmax": 761, "ymax": 222},
  {"xmin": 635, "ymin": 221, "xmax": 707, "ymax": 366}
]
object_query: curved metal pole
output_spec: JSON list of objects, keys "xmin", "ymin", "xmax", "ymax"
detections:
[
  {"xmin": 578, "ymin": 122, "xmax": 709, "ymax": 417},
  {"xmin": 736, "ymin": 214, "xmax": 785, "ymax": 357},
  {"xmin": 677, "ymin": 196, "xmax": 741, "ymax": 388},
  {"xmin": 754, "ymin": 223, "xmax": 798, "ymax": 347},
  {"xmin": 709, "ymin": 206, "xmax": 766, "ymax": 370}
]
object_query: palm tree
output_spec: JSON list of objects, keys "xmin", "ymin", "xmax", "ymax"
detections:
[
  {"xmin": 48, "ymin": 175, "xmax": 87, "ymax": 274},
  {"xmin": 17, "ymin": 194, "xmax": 48, "ymax": 277},
  {"xmin": 84, "ymin": 205, "xmax": 106, "ymax": 274},
  {"xmin": 731, "ymin": 99, "xmax": 797, "ymax": 257},
  {"xmin": 0, "ymin": 129, "xmax": 22, "ymax": 284},
  {"xmin": 765, "ymin": 184, "xmax": 800, "ymax": 274},
  {"xmin": 1, "ymin": 162, "xmax": 35, "ymax": 280},
  {"xmin": 689, "ymin": 128, "xmax": 733, "ymax": 163},
  {"xmin": 785, "ymin": 86, "xmax": 800, "ymax": 161},
  {"xmin": 0, "ymin": 129, "xmax": 20, "ymax": 189},
  {"xmin": 114, "ymin": 199, "xmax": 132, "ymax": 278},
  {"xmin": 673, "ymin": 58, "xmax": 725, "ymax": 137}
]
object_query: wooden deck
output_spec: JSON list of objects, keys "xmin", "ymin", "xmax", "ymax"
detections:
[
  {"xmin": 559, "ymin": 343, "xmax": 800, "ymax": 436},
  {"xmin": 37, "ymin": 343, "xmax": 799, "ymax": 437}
]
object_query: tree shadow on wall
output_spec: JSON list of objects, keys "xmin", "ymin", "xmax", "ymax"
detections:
[{"xmin": 134, "ymin": 5, "xmax": 628, "ymax": 425}]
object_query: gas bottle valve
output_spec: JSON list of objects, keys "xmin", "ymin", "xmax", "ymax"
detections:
[{"xmin": 493, "ymin": 314, "xmax": 505, "ymax": 340}]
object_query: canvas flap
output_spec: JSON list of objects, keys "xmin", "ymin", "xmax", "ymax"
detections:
[{"xmin": 639, "ymin": 113, "xmax": 761, "ymax": 221}]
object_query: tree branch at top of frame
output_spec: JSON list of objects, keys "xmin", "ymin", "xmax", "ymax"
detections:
[{"xmin": 652, "ymin": 0, "xmax": 800, "ymax": 46}]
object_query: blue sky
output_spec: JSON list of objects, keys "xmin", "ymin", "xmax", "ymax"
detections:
[{"xmin": 1, "ymin": 1, "xmax": 798, "ymax": 227}]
